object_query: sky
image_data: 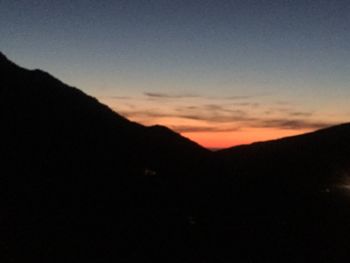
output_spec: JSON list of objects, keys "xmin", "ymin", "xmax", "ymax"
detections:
[{"xmin": 1, "ymin": 0, "xmax": 350, "ymax": 148}]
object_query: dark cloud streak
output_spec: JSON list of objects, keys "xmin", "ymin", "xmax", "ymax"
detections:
[
  {"xmin": 169, "ymin": 125, "xmax": 241, "ymax": 133},
  {"xmin": 144, "ymin": 92, "xmax": 198, "ymax": 99},
  {"xmin": 254, "ymin": 119, "xmax": 333, "ymax": 130},
  {"xmin": 119, "ymin": 106, "xmax": 333, "ymax": 131}
]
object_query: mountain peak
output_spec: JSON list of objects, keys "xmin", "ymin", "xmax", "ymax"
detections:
[
  {"xmin": 0, "ymin": 51, "xmax": 17, "ymax": 68},
  {"xmin": 0, "ymin": 51, "xmax": 9, "ymax": 62}
]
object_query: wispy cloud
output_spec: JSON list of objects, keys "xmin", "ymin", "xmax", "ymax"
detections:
[
  {"xmin": 174, "ymin": 104, "xmax": 250, "ymax": 123},
  {"xmin": 107, "ymin": 91, "xmax": 334, "ymax": 133},
  {"xmin": 109, "ymin": 96, "xmax": 132, "ymax": 100},
  {"xmin": 268, "ymin": 107, "xmax": 313, "ymax": 117},
  {"xmin": 225, "ymin": 95, "xmax": 260, "ymax": 100},
  {"xmin": 234, "ymin": 102, "xmax": 260, "ymax": 108},
  {"xmin": 177, "ymin": 112, "xmax": 252, "ymax": 123},
  {"xmin": 117, "ymin": 109, "xmax": 172, "ymax": 119},
  {"xmin": 288, "ymin": 111, "xmax": 313, "ymax": 117},
  {"xmin": 222, "ymin": 92, "xmax": 271, "ymax": 101},
  {"xmin": 97, "ymin": 95, "xmax": 131, "ymax": 100},
  {"xmin": 253, "ymin": 119, "xmax": 333, "ymax": 130},
  {"xmin": 118, "ymin": 104, "xmax": 334, "ymax": 131},
  {"xmin": 144, "ymin": 92, "xmax": 198, "ymax": 99},
  {"xmin": 118, "ymin": 108, "xmax": 248, "ymax": 123},
  {"xmin": 169, "ymin": 125, "xmax": 241, "ymax": 133},
  {"xmin": 144, "ymin": 92, "xmax": 267, "ymax": 101}
]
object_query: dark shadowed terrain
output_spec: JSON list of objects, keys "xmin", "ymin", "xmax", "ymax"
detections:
[{"xmin": 2, "ymin": 52, "xmax": 350, "ymax": 262}]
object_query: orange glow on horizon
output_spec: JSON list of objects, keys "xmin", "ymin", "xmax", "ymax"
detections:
[
  {"xmin": 98, "ymin": 96, "xmax": 331, "ymax": 150},
  {"xmin": 181, "ymin": 128, "xmax": 313, "ymax": 149}
]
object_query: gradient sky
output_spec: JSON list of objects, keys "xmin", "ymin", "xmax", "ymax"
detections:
[{"xmin": 1, "ymin": 0, "xmax": 350, "ymax": 148}]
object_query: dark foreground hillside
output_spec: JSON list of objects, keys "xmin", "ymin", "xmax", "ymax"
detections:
[{"xmin": 2, "ymin": 52, "xmax": 350, "ymax": 262}]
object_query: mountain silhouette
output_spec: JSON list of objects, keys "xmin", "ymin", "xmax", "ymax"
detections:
[
  {"xmin": 1, "ymin": 52, "xmax": 211, "ymax": 262},
  {"xmin": 2, "ymin": 52, "xmax": 350, "ymax": 262},
  {"xmin": 1, "ymin": 52, "xmax": 209, "ymax": 173},
  {"xmin": 218, "ymin": 123, "xmax": 350, "ymax": 190}
]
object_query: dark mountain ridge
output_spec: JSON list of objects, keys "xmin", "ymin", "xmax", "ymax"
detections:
[
  {"xmin": 1, "ymin": 52, "xmax": 212, "ymax": 262},
  {"xmin": 1, "ymin": 52, "xmax": 210, "ymax": 175},
  {"xmin": 2, "ymin": 52, "xmax": 350, "ymax": 262},
  {"xmin": 217, "ymin": 122, "xmax": 350, "ymax": 191}
]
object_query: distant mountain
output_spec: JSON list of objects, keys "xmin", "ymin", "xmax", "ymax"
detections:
[
  {"xmin": 210, "ymin": 124, "xmax": 350, "ymax": 262},
  {"xmin": 2, "ymin": 52, "xmax": 350, "ymax": 262},
  {"xmin": 217, "ymin": 123, "xmax": 350, "ymax": 190}
]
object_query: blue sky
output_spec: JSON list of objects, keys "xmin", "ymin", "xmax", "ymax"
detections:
[{"xmin": 1, "ymin": 0, "xmax": 350, "ymax": 147}]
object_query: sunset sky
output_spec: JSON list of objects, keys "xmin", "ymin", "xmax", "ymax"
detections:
[{"xmin": 1, "ymin": 0, "xmax": 349, "ymax": 148}]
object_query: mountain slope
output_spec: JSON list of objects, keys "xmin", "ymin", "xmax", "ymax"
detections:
[
  {"xmin": 2, "ymin": 52, "xmax": 350, "ymax": 262},
  {"xmin": 217, "ymin": 123, "xmax": 350, "ymax": 189},
  {"xmin": 0, "ymin": 52, "xmax": 210, "ymax": 175},
  {"xmin": 0, "ymin": 52, "xmax": 210, "ymax": 262}
]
